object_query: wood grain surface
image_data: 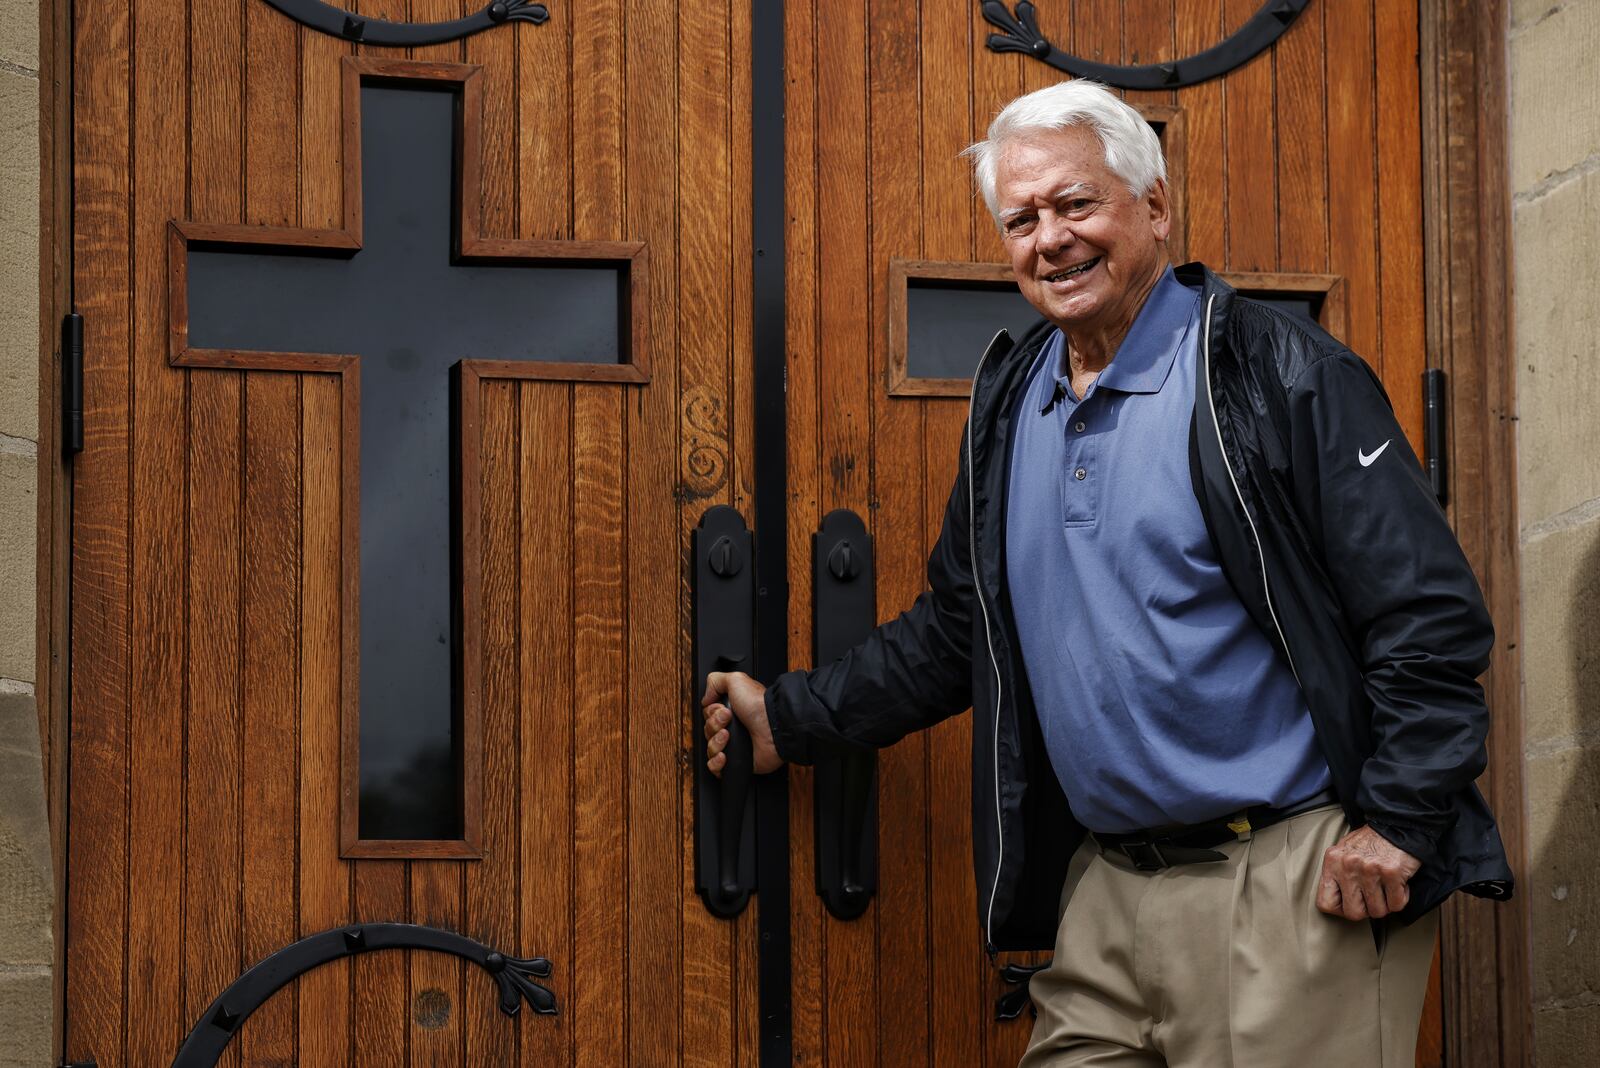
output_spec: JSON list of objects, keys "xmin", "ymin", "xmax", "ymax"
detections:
[
  {"xmin": 783, "ymin": 2, "xmax": 1446, "ymax": 1064},
  {"xmin": 64, "ymin": 1, "xmax": 757, "ymax": 1063}
]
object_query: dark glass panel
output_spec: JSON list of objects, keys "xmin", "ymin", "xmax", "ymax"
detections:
[{"xmin": 904, "ymin": 278, "xmax": 1042, "ymax": 381}]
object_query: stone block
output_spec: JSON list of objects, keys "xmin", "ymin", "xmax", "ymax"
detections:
[
  {"xmin": 0, "ymin": 0, "xmax": 38, "ymax": 72},
  {"xmin": 0, "ymin": 967, "xmax": 50, "ymax": 1067},
  {"xmin": 0, "ymin": 65, "xmax": 39, "ymax": 443},
  {"xmin": 1511, "ymin": 0, "xmax": 1600, "ymax": 192},
  {"xmin": 1535, "ymin": 997, "xmax": 1600, "ymax": 1068},
  {"xmin": 1514, "ymin": 168, "xmax": 1600, "ymax": 524},
  {"xmin": 1525, "ymin": 745, "xmax": 1600, "ymax": 1003},
  {"xmin": 1520, "ymin": 518, "xmax": 1600, "ymax": 746},
  {"xmin": 0, "ymin": 450, "xmax": 35, "ymax": 683},
  {"xmin": 1513, "ymin": 0, "xmax": 1594, "ymax": 34},
  {"xmin": 0, "ymin": 690, "xmax": 49, "ymax": 968}
]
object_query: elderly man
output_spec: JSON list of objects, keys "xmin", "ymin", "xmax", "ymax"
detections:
[{"xmin": 703, "ymin": 81, "xmax": 1512, "ymax": 1067}]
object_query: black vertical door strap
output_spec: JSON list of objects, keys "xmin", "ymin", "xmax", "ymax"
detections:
[{"xmin": 751, "ymin": 0, "xmax": 793, "ymax": 1063}]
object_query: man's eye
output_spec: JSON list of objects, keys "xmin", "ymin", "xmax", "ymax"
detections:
[
  {"xmin": 1065, "ymin": 198, "xmax": 1093, "ymax": 212},
  {"xmin": 1004, "ymin": 216, "xmax": 1035, "ymax": 234}
]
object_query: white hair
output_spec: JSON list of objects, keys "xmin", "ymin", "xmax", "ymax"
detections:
[{"xmin": 965, "ymin": 80, "xmax": 1167, "ymax": 218}]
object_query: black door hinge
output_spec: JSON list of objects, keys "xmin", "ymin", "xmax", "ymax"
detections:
[
  {"xmin": 62, "ymin": 312, "xmax": 84, "ymax": 456},
  {"xmin": 1422, "ymin": 368, "xmax": 1447, "ymax": 507}
]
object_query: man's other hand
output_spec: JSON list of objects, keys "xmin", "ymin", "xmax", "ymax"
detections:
[
  {"xmin": 1316, "ymin": 825, "xmax": 1422, "ymax": 921},
  {"xmin": 701, "ymin": 671, "xmax": 783, "ymax": 777}
]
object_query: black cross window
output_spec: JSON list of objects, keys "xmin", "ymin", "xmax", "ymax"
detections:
[{"xmin": 171, "ymin": 60, "xmax": 647, "ymax": 849}]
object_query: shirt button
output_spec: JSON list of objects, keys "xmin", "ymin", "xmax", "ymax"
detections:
[
  {"xmin": 1074, "ymin": 467, "xmax": 1087, "ymax": 481},
  {"xmin": 1074, "ymin": 421, "xmax": 1086, "ymax": 433}
]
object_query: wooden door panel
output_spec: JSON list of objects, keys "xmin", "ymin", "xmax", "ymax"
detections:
[
  {"xmin": 66, "ymin": 1, "xmax": 759, "ymax": 1063},
  {"xmin": 788, "ymin": 2, "xmax": 1438, "ymax": 1065}
]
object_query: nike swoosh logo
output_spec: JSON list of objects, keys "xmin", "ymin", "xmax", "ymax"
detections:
[{"xmin": 1358, "ymin": 440, "xmax": 1391, "ymax": 467}]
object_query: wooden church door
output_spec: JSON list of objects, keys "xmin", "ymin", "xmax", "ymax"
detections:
[
  {"xmin": 777, "ymin": 2, "xmax": 1446, "ymax": 1066},
  {"xmin": 64, "ymin": 0, "xmax": 767, "ymax": 1063}
]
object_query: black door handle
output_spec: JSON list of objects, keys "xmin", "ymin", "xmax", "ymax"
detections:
[
  {"xmin": 693, "ymin": 507, "xmax": 758, "ymax": 917},
  {"xmin": 812, "ymin": 509, "xmax": 878, "ymax": 919}
]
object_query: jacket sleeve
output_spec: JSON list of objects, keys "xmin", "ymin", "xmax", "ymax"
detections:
[
  {"xmin": 1288, "ymin": 351, "xmax": 1494, "ymax": 865},
  {"xmin": 764, "ymin": 433, "xmax": 977, "ymax": 766}
]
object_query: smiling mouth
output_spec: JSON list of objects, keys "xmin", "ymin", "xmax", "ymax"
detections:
[{"xmin": 1044, "ymin": 257, "xmax": 1101, "ymax": 283}]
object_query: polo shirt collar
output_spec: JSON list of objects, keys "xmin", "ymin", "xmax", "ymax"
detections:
[{"xmin": 1047, "ymin": 266, "xmax": 1196, "ymax": 404}]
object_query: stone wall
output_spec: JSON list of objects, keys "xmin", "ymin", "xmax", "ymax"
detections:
[
  {"xmin": 1510, "ymin": 0, "xmax": 1600, "ymax": 1061},
  {"xmin": 0, "ymin": 0, "xmax": 51, "ymax": 1061}
]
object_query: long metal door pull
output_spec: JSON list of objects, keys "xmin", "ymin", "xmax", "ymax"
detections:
[{"xmin": 693, "ymin": 506, "xmax": 759, "ymax": 918}]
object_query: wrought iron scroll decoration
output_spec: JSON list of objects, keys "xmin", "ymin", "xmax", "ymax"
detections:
[
  {"xmin": 981, "ymin": 0, "xmax": 1310, "ymax": 90},
  {"xmin": 262, "ymin": 0, "xmax": 548, "ymax": 46},
  {"xmin": 170, "ymin": 924, "xmax": 556, "ymax": 1067}
]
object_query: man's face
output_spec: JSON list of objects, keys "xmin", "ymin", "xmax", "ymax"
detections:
[{"xmin": 994, "ymin": 125, "xmax": 1171, "ymax": 335}]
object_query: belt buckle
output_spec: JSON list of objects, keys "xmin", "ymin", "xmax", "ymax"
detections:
[{"xmin": 1121, "ymin": 840, "xmax": 1168, "ymax": 871}]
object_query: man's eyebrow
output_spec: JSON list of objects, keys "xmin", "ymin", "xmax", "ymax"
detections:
[{"xmin": 1051, "ymin": 182, "xmax": 1097, "ymax": 202}]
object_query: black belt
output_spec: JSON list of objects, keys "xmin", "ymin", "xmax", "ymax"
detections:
[{"xmin": 1091, "ymin": 788, "xmax": 1340, "ymax": 872}]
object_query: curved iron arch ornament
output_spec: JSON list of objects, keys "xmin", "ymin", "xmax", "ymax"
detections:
[
  {"xmin": 981, "ymin": 0, "xmax": 1311, "ymax": 90},
  {"xmin": 261, "ymin": 0, "xmax": 548, "ymax": 46},
  {"xmin": 169, "ymin": 924, "xmax": 556, "ymax": 1067}
]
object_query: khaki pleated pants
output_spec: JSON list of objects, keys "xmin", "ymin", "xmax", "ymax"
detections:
[{"xmin": 1020, "ymin": 805, "xmax": 1439, "ymax": 1068}]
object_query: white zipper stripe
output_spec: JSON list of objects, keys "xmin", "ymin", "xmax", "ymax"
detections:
[
  {"xmin": 1200, "ymin": 294, "xmax": 1303, "ymax": 687},
  {"xmin": 968, "ymin": 329, "xmax": 1008, "ymax": 949}
]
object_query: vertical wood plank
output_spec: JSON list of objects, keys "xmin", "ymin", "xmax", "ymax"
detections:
[
  {"xmin": 1324, "ymin": 0, "xmax": 1380, "ymax": 362},
  {"xmin": 191, "ymin": 0, "xmax": 243, "ymax": 226},
  {"xmin": 570, "ymin": 388, "xmax": 628, "ymax": 1066},
  {"xmin": 921, "ymin": 0, "xmax": 974, "ymax": 264},
  {"xmin": 867, "ymin": 0, "xmax": 930, "ymax": 1064},
  {"xmin": 1374, "ymin": 0, "xmax": 1427, "ymax": 446},
  {"xmin": 679, "ymin": 0, "xmax": 738, "ymax": 1063},
  {"xmin": 783, "ymin": 0, "xmax": 823, "ymax": 1062},
  {"xmin": 919, "ymin": 3, "xmax": 986, "ymax": 1067},
  {"xmin": 463, "ymin": 19, "xmax": 521, "ymax": 1063},
  {"xmin": 1173, "ymin": 0, "xmax": 1225, "ymax": 265},
  {"xmin": 517, "ymin": 0, "xmax": 569, "ymax": 240},
  {"xmin": 296, "ymin": 20, "xmax": 352, "ymax": 1064},
  {"xmin": 570, "ymin": 0, "xmax": 629, "ymax": 1057},
  {"xmin": 353, "ymin": 862, "xmax": 410, "ymax": 1064},
  {"xmin": 518, "ymin": 381, "xmax": 573, "ymax": 1068},
  {"xmin": 185, "ymin": 369, "xmax": 244, "ymax": 1068},
  {"xmin": 65, "ymin": 0, "xmax": 132, "ymax": 1061},
  {"xmin": 240, "ymin": 372, "xmax": 303, "ymax": 1062},
  {"xmin": 238, "ymin": 4, "xmax": 303, "ymax": 1059},
  {"xmin": 1274, "ymin": 0, "xmax": 1328, "ymax": 276},
  {"xmin": 299, "ymin": 371, "xmax": 351, "ymax": 1065},
  {"xmin": 816, "ymin": 4, "xmax": 877, "ymax": 1064},
  {"xmin": 127, "ymin": 0, "xmax": 189, "ymax": 1057},
  {"xmin": 971, "ymin": 3, "xmax": 1022, "ymax": 261},
  {"xmin": 409, "ymin": 861, "xmax": 465, "ymax": 1064},
  {"xmin": 572, "ymin": 0, "xmax": 622, "ymax": 240},
  {"xmin": 465, "ymin": 379, "xmax": 517, "ymax": 1066},
  {"xmin": 184, "ymin": 3, "xmax": 244, "ymax": 1063},
  {"xmin": 1123, "ymin": 0, "xmax": 1177, "ymax": 113},
  {"xmin": 623, "ymin": 0, "xmax": 683, "ymax": 1061},
  {"xmin": 245, "ymin": 4, "xmax": 299, "ymax": 228},
  {"xmin": 1222, "ymin": 0, "xmax": 1276, "ymax": 270}
]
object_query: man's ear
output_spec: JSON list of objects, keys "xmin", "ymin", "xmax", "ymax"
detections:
[{"xmin": 1147, "ymin": 177, "xmax": 1172, "ymax": 243}]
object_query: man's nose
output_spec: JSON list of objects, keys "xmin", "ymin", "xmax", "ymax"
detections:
[{"xmin": 1035, "ymin": 212, "xmax": 1074, "ymax": 254}]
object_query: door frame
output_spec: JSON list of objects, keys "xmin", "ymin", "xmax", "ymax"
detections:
[
  {"xmin": 1419, "ymin": 0, "xmax": 1534, "ymax": 1064},
  {"xmin": 35, "ymin": 0, "xmax": 1533, "ymax": 1064}
]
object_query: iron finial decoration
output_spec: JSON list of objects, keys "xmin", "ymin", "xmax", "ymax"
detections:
[
  {"xmin": 980, "ymin": 0, "xmax": 1311, "ymax": 90},
  {"xmin": 170, "ymin": 923, "xmax": 556, "ymax": 1067},
  {"xmin": 262, "ymin": 0, "xmax": 548, "ymax": 47}
]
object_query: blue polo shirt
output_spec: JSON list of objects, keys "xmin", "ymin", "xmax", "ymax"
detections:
[{"xmin": 1004, "ymin": 269, "xmax": 1330, "ymax": 833}]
